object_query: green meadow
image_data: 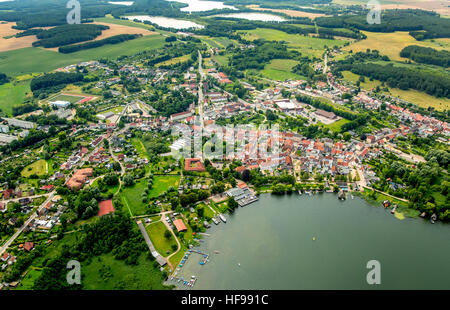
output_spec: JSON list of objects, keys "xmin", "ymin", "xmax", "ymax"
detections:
[
  {"xmin": 82, "ymin": 253, "xmax": 171, "ymax": 290},
  {"xmin": 146, "ymin": 221, "xmax": 178, "ymax": 257},
  {"xmin": 238, "ymin": 28, "xmax": 348, "ymax": 57},
  {"xmin": 0, "ymin": 80, "xmax": 30, "ymax": 115},
  {"xmin": 0, "ymin": 34, "xmax": 166, "ymax": 76},
  {"xmin": 261, "ymin": 59, "xmax": 306, "ymax": 81}
]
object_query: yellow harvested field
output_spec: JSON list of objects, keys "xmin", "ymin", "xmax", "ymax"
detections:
[
  {"xmin": 388, "ymin": 88, "xmax": 450, "ymax": 112},
  {"xmin": 246, "ymin": 5, "xmax": 327, "ymax": 19},
  {"xmin": 344, "ymin": 31, "xmax": 450, "ymax": 61},
  {"xmin": 46, "ymin": 22, "xmax": 156, "ymax": 51},
  {"xmin": 0, "ymin": 22, "xmax": 36, "ymax": 52},
  {"xmin": 0, "ymin": 21, "xmax": 156, "ymax": 52}
]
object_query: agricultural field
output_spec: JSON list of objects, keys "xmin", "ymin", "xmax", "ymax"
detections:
[
  {"xmin": 0, "ymin": 34, "xmax": 166, "ymax": 76},
  {"xmin": 146, "ymin": 221, "xmax": 178, "ymax": 257},
  {"xmin": 21, "ymin": 159, "xmax": 48, "ymax": 177},
  {"xmin": 239, "ymin": 28, "xmax": 348, "ymax": 58},
  {"xmin": 343, "ymin": 31, "xmax": 450, "ymax": 61},
  {"xmin": 261, "ymin": 59, "xmax": 305, "ymax": 81},
  {"xmin": 0, "ymin": 80, "xmax": 30, "ymax": 115},
  {"xmin": 0, "ymin": 22, "xmax": 35, "ymax": 53}
]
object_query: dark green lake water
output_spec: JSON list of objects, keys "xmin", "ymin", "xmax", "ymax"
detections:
[{"xmin": 175, "ymin": 194, "xmax": 450, "ymax": 290}]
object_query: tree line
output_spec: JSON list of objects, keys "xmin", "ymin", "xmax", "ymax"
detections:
[
  {"xmin": 400, "ymin": 45, "xmax": 450, "ymax": 67},
  {"xmin": 59, "ymin": 34, "xmax": 142, "ymax": 53},
  {"xmin": 335, "ymin": 63, "xmax": 450, "ymax": 98},
  {"xmin": 32, "ymin": 24, "xmax": 109, "ymax": 48},
  {"xmin": 315, "ymin": 9, "xmax": 450, "ymax": 40},
  {"xmin": 30, "ymin": 72, "xmax": 84, "ymax": 92},
  {"xmin": 0, "ymin": 72, "xmax": 8, "ymax": 85}
]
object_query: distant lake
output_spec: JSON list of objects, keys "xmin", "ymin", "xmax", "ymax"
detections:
[
  {"xmin": 124, "ymin": 15, "xmax": 204, "ymax": 29},
  {"xmin": 166, "ymin": 0, "xmax": 236, "ymax": 12},
  {"xmin": 108, "ymin": 1, "xmax": 134, "ymax": 5},
  {"xmin": 213, "ymin": 12, "xmax": 287, "ymax": 22},
  {"xmin": 172, "ymin": 194, "xmax": 450, "ymax": 290}
]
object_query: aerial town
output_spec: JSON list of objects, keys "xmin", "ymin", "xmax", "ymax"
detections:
[{"xmin": 0, "ymin": 0, "xmax": 448, "ymax": 292}]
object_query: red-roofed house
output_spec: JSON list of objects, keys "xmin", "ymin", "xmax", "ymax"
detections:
[{"xmin": 173, "ymin": 219, "xmax": 187, "ymax": 232}]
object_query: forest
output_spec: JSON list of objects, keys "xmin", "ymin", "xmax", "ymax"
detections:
[
  {"xmin": 229, "ymin": 40, "xmax": 298, "ymax": 71},
  {"xmin": 400, "ymin": 45, "xmax": 450, "ymax": 68},
  {"xmin": 195, "ymin": 18, "xmax": 362, "ymax": 40},
  {"xmin": 59, "ymin": 34, "xmax": 142, "ymax": 53},
  {"xmin": 149, "ymin": 89, "xmax": 196, "ymax": 117},
  {"xmin": 0, "ymin": 0, "xmax": 185, "ymax": 29},
  {"xmin": 32, "ymin": 24, "xmax": 109, "ymax": 48},
  {"xmin": 30, "ymin": 72, "xmax": 84, "ymax": 93},
  {"xmin": 335, "ymin": 63, "xmax": 450, "ymax": 98},
  {"xmin": 316, "ymin": 9, "xmax": 450, "ymax": 40},
  {"xmin": 0, "ymin": 73, "xmax": 8, "ymax": 85}
]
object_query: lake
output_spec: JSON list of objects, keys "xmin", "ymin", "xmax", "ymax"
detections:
[
  {"xmin": 108, "ymin": 1, "xmax": 134, "ymax": 5},
  {"xmin": 212, "ymin": 12, "xmax": 287, "ymax": 22},
  {"xmin": 167, "ymin": 0, "xmax": 236, "ymax": 12},
  {"xmin": 172, "ymin": 194, "xmax": 450, "ymax": 290},
  {"xmin": 124, "ymin": 15, "xmax": 204, "ymax": 29}
]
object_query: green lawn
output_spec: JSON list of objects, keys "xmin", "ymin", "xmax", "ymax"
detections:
[
  {"xmin": 0, "ymin": 80, "xmax": 30, "ymax": 115},
  {"xmin": 261, "ymin": 59, "xmax": 305, "ymax": 81},
  {"xmin": 121, "ymin": 179, "xmax": 148, "ymax": 216},
  {"xmin": 146, "ymin": 221, "xmax": 178, "ymax": 257},
  {"xmin": 21, "ymin": 159, "xmax": 48, "ymax": 177},
  {"xmin": 131, "ymin": 137, "xmax": 149, "ymax": 159},
  {"xmin": 120, "ymin": 176, "xmax": 179, "ymax": 216},
  {"xmin": 14, "ymin": 268, "xmax": 43, "ymax": 290},
  {"xmin": 0, "ymin": 35, "xmax": 166, "ymax": 76},
  {"xmin": 323, "ymin": 118, "xmax": 350, "ymax": 133},
  {"xmin": 82, "ymin": 253, "xmax": 172, "ymax": 290},
  {"xmin": 148, "ymin": 175, "xmax": 180, "ymax": 198}
]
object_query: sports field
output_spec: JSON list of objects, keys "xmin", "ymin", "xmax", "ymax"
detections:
[{"xmin": 47, "ymin": 93, "xmax": 85, "ymax": 104}]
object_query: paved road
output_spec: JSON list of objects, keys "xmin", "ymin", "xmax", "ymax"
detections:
[{"xmin": 1, "ymin": 193, "xmax": 51, "ymax": 204}]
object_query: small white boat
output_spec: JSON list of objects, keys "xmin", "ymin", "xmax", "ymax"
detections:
[
  {"xmin": 219, "ymin": 214, "xmax": 227, "ymax": 223},
  {"xmin": 238, "ymin": 263, "xmax": 241, "ymax": 267}
]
